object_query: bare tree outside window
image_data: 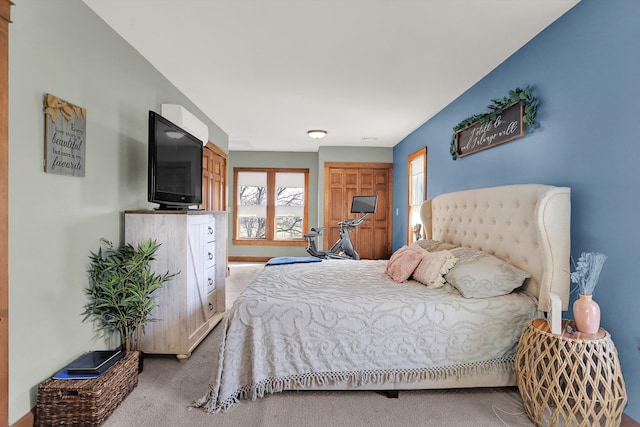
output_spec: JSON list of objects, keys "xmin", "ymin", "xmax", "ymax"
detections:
[
  {"xmin": 238, "ymin": 185, "xmax": 266, "ymax": 238},
  {"xmin": 276, "ymin": 186, "xmax": 303, "ymax": 239},
  {"xmin": 234, "ymin": 168, "xmax": 309, "ymax": 244}
]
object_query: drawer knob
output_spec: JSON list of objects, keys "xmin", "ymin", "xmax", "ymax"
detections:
[
  {"xmin": 209, "ymin": 303, "xmax": 214, "ymax": 311},
  {"xmin": 208, "ymin": 252, "xmax": 213, "ymax": 260},
  {"xmin": 208, "ymin": 226, "xmax": 214, "ymax": 235},
  {"xmin": 208, "ymin": 278, "xmax": 213, "ymax": 286}
]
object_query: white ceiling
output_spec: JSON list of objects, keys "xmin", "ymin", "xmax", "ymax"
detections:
[{"xmin": 82, "ymin": 0, "xmax": 580, "ymax": 152}]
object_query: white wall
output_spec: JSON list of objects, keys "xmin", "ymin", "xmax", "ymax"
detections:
[{"xmin": 7, "ymin": 1, "xmax": 227, "ymax": 422}]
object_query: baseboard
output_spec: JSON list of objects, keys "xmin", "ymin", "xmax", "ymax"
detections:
[
  {"xmin": 622, "ymin": 413, "xmax": 640, "ymax": 427},
  {"xmin": 228, "ymin": 256, "xmax": 270, "ymax": 262},
  {"xmin": 11, "ymin": 408, "xmax": 33, "ymax": 427}
]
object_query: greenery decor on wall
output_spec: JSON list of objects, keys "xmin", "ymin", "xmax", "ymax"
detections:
[{"xmin": 450, "ymin": 86, "xmax": 539, "ymax": 160}]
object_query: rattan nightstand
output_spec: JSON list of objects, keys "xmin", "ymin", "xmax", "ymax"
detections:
[{"xmin": 515, "ymin": 318, "xmax": 627, "ymax": 427}]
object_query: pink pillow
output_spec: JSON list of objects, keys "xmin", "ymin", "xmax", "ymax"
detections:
[
  {"xmin": 385, "ymin": 245, "xmax": 424, "ymax": 283},
  {"xmin": 413, "ymin": 249, "xmax": 458, "ymax": 288}
]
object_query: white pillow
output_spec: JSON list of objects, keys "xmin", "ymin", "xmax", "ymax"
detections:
[{"xmin": 445, "ymin": 247, "xmax": 531, "ymax": 298}]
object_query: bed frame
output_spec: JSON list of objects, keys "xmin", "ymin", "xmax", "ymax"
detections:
[
  {"xmin": 319, "ymin": 184, "xmax": 571, "ymax": 391},
  {"xmin": 420, "ymin": 184, "xmax": 571, "ymax": 312},
  {"xmin": 197, "ymin": 184, "xmax": 573, "ymax": 413}
]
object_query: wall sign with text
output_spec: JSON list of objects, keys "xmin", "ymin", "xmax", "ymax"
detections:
[
  {"xmin": 43, "ymin": 93, "xmax": 86, "ymax": 177},
  {"xmin": 449, "ymin": 86, "xmax": 539, "ymax": 160},
  {"xmin": 455, "ymin": 103, "xmax": 525, "ymax": 158}
]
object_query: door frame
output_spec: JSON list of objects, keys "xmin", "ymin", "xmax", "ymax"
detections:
[
  {"xmin": 1, "ymin": 1, "xmax": 12, "ymax": 425},
  {"xmin": 323, "ymin": 162, "xmax": 393, "ymax": 259}
]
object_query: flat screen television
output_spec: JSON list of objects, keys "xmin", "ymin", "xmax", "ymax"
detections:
[
  {"xmin": 148, "ymin": 111, "xmax": 203, "ymax": 210},
  {"xmin": 350, "ymin": 195, "xmax": 378, "ymax": 214}
]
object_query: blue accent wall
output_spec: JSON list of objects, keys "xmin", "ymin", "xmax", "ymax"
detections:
[{"xmin": 392, "ymin": 0, "xmax": 640, "ymax": 418}]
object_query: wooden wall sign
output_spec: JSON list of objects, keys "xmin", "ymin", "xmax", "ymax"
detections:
[
  {"xmin": 449, "ymin": 86, "xmax": 539, "ymax": 160},
  {"xmin": 455, "ymin": 103, "xmax": 525, "ymax": 158},
  {"xmin": 43, "ymin": 93, "xmax": 86, "ymax": 177}
]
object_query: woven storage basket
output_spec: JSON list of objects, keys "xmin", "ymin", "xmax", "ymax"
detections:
[
  {"xmin": 36, "ymin": 351, "xmax": 139, "ymax": 426},
  {"xmin": 515, "ymin": 319, "xmax": 627, "ymax": 427}
]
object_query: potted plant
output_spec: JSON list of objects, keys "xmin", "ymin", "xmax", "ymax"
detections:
[{"xmin": 82, "ymin": 238, "xmax": 178, "ymax": 369}]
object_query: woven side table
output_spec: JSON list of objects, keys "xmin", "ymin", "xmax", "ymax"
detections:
[{"xmin": 515, "ymin": 318, "xmax": 627, "ymax": 427}]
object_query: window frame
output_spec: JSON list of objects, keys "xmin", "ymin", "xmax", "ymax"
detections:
[
  {"xmin": 407, "ymin": 147, "xmax": 427, "ymax": 244},
  {"xmin": 233, "ymin": 167, "xmax": 309, "ymax": 246}
]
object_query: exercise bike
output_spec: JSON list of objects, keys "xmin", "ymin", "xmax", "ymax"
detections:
[{"xmin": 304, "ymin": 195, "xmax": 378, "ymax": 260}]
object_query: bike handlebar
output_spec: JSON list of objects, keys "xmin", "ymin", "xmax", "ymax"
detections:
[{"xmin": 338, "ymin": 213, "xmax": 369, "ymax": 228}]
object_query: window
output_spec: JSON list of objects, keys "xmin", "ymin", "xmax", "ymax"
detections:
[
  {"xmin": 233, "ymin": 168, "xmax": 309, "ymax": 246},
  {"xmin": 236, "ymin": 171, "xmax": 267, "ymax": 239},
  {"xmin": 408, "ymin": 148, "xmax": 427, "ymax": 244}
]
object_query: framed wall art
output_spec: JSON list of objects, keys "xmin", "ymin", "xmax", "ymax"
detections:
[
  {"xmin": 43, "ymin": 93, "xmax": 86, "ymax": 177},
  {"xmin": 450, "ymin": 86, "xmax": 538, "ymax": 160}
]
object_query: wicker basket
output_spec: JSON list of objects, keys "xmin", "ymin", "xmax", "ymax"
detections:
[
  {"xmin": 36, "ymin": 351, "xmax": 139, "ymax": 426},
  {"xmin": 515, "ymin": 319, "xmax": 627, "ymax": 427}
]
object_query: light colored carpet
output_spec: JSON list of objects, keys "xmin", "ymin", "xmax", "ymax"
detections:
[{"xmin": 104, "ymin": 262, "xmax": 534, "ymax": 427}]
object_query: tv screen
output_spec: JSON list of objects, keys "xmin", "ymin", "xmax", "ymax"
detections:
[
  {"xmin": 148, "ymin": 111, "xmax": 203, "ymax": 209},
  {"xmin": 350, "ymin": 195, "xmax": 378, "ymax": 214}
]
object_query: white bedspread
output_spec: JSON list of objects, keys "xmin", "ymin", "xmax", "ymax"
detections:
[{"xmin": 195, "ymin": 259, "xmax": 538, "ymax": 412}]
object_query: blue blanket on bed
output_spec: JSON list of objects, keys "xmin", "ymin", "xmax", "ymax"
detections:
[{"xmin": 265, "ymin": 256, "xmax": 322, "ymax": 266}]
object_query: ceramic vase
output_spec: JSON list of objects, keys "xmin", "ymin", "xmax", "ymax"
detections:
[{"xmin": 573, "ymin": 294, "xmax": 600, "ymax": 334}]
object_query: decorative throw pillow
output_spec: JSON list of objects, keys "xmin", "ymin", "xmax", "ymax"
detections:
[
  {"xmin": 413, "ymin": 250, "xmax": 458, "ymax": 288},
  {"xmin": 385, "ymin": 245, "xmax": 424, "ymax": 283},
  {"xmin": 445, "ymin": 247, "xmax": 531, "ymax": 298},
  {"xmin": 412, "ymin": 239, "xmax": 458, "ymax": 252}
]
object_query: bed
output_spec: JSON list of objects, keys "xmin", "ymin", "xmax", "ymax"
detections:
[{"xmin": 195, "ymin": 184, "xmax": 571, "ymax": 412}]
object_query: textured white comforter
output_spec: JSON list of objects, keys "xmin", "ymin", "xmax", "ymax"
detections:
[{"xmin": 195, "ymin": 259, "xmax": 538, "ymax": 412}]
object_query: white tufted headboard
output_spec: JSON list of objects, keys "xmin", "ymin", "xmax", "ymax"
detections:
[{"xmin": 420, "ymin": 184, "xmax": 571, "ymax": 312}]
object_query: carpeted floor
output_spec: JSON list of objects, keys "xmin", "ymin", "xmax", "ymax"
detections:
[{"xmin": 104, "ymin": 262, "xmax": 534, "ymax": 427}]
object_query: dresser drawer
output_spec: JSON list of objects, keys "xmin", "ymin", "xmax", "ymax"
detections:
[
  {"xmin": 207, "ymin": 290, "xmax": 217, "ymax": 317},
  {"xmin": 205, "ymin": 241, "xmax": 216, "ymax": 269},
  {"xmin": 206, "ymin": 265, "xmax": 216, "ymax": 293},
  {"xmin": 206, "ymin": 216, "xmax": 216, "ymax": 242}
]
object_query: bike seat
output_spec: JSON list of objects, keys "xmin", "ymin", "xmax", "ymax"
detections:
[{"xmin": 310, "ymin": 227, "xmax": 325, "ymax": 233}]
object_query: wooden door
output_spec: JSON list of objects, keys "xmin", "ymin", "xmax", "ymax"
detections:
[
  {"xmin": 324, "ymin": 162, "xmax": 392, "ymax": 260},
  {"xmin": 201, "ymin": 142, "xmax": 227, "ymax": 211}
]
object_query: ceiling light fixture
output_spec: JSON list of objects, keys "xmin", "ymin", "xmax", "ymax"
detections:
[{"xmin": 307, "ymin": 129, "xmax": 327, "ymax": 139}]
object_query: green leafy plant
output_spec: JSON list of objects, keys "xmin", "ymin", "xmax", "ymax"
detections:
[
  {"xmin": 82, "ymin": 238, "xmax": 178, "ymax": 351},
  {"xmin": 450, "ymin": 86, "xmax": 539, "ymax": 160}
]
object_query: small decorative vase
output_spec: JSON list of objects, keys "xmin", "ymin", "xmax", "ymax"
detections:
[{"xmin": 573, "ymin": 294, "xmax": 601, "ymax": 334}]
